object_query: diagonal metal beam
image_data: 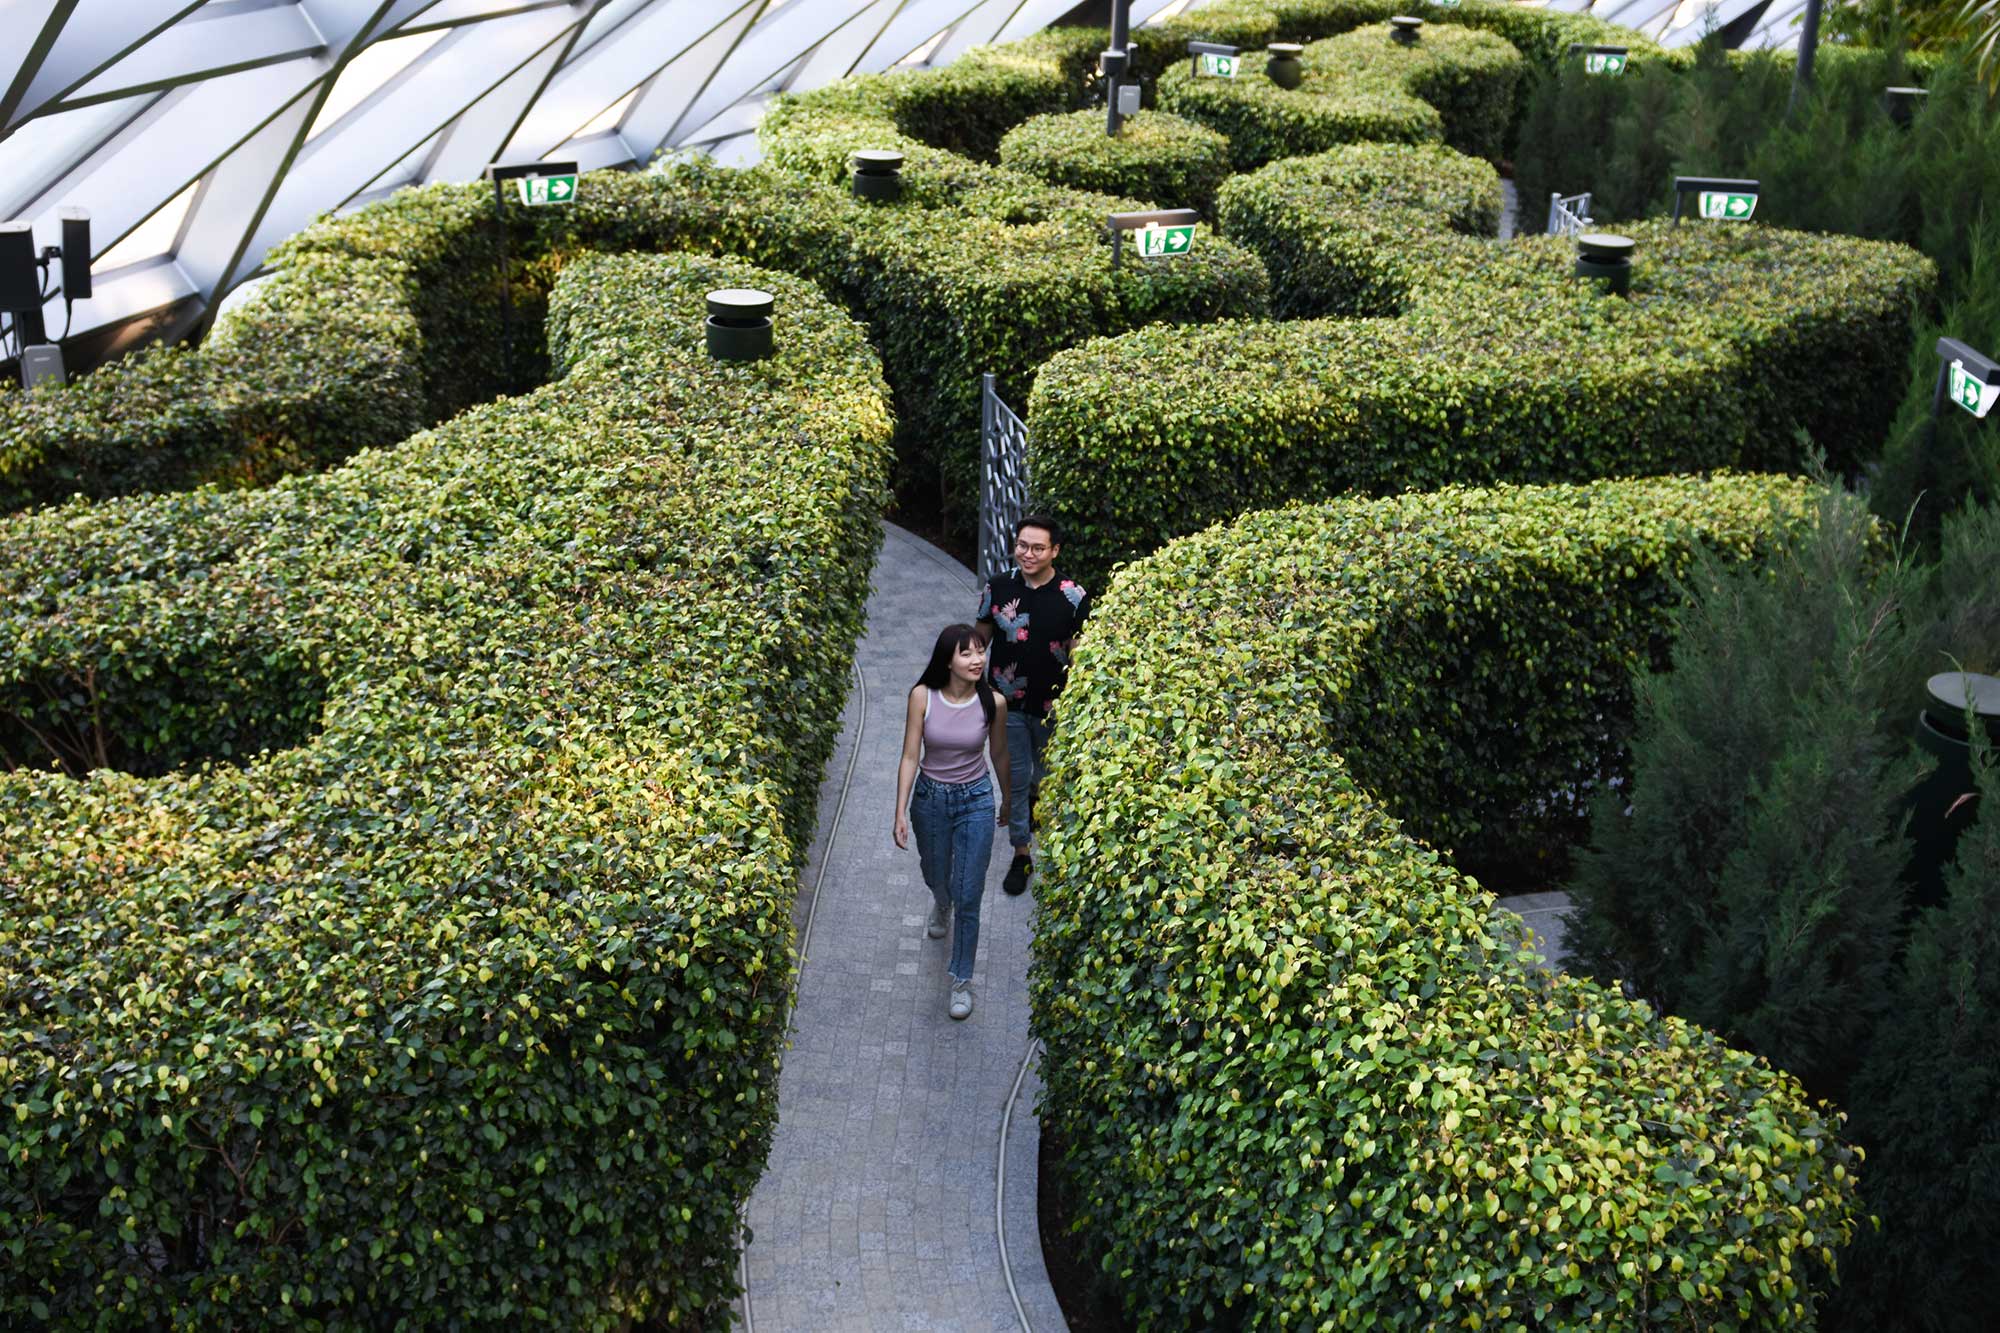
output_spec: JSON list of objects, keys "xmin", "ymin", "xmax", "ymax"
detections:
[
  {"xmin": 238, "ymin": 3, "xmax": 610, "ymax": 277},
  {"xmin": 51, "ymin": 6, "xmax": 329, "ymax": 113},
  {"xmin": 500, "ymin": 0, "xmax": 746, "ymax": 158},
  {"xmin": 620, "ymin": 1, "xmax": 763, "ymax": 162},
  {"xmin": 0, "ymin": 0, "xmax": 85, "ymax": 131}
]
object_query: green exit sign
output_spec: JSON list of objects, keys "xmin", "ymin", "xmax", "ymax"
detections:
[
  {"xmin": 1198, "ymin": 53, "xmax": 1238, "ymax": 78},
  {"xmin": 517, "ymin": 173, "xmax": 578, "ymax": 206},
  {"xmin": 1585, "ymin": 52, "xmax": 1626, "ymax": 75},
  {"xmin": 1135, "ymin": 223, "xmax": 1196, "ymax": 258},
  {"xmin": 1949, "ymin": 361, "xmax": 1999, "ymax": 418},
  {"xmin": 1698, "ymin": 190, "xmax": 1757, "ymax": 221}
]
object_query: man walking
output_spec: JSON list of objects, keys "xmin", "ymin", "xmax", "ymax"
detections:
[{"xmin": 975, "ymin": 514, "xmax": 1089, "ymax": 896}]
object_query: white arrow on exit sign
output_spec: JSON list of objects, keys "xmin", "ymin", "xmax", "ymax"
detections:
[{"xmin": 1949, "ymin": 361, "xmax": 2000, "ymax": 418}]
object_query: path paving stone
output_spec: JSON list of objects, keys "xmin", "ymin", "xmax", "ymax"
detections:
[{"xmin": 738, "ymin": 522, "xmax": 1068, "ymax": 1333}]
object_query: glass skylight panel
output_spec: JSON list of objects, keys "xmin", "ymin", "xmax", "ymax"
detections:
[
  {"xmin": 93, "ymin": 180, "xmax": 197, "ymax": 271},
  {"xmin": 305, "ymin": 29, "xmax": 449, "ymax": 141}
]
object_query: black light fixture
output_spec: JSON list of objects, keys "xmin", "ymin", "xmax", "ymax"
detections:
[
  {"xmin": 1883, "ymin": 85, "xmax": 1928, "ymax": 127},
  {"xmin": 851, "ymin": 150, "xmax": 904, "ymax": 202},
  {"xmin": 1389, "ymin": 16, "xmax": 1424, "ymax": 44},
  {"xmin": 706, "ymin": 288, "xmax": 774, "ymax": 362},
  {"xmin": 1574, "ymin": 232, "xmax": 1635, "ymax": 298},
  {"xmin": 3, "ymin": 208, "xmax": 92, "ymax": 390},
  {"xmin": 1266, "ymin": 43, "xmax": 1304, "ymax": 89}
]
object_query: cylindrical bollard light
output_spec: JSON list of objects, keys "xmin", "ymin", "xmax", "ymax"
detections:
[
  {"xmin": 1883, "ymin": 86, "xmax": 1929, "ymax": 128},
  {"xmin": 851, "ymin": 149, "xmax": 904, "ymax": 201},
  {"xmin": 1389, "ymin": 16, "xmax": 1425, "ymax": 44},
  {"xmin": 705, "ymin": 288, "xmax": 774, "ymax": 362},
  {"xmin": 1906, "ymin": 670, "xmax": 2000, "ymax": 912},
  {"xmin": 1575, "ymin": 232, "xmax": 1635, "ymax": 298},
  {"xmin": 1266, "ymin": 42, "xmax": 1304, "ymax": 89}
]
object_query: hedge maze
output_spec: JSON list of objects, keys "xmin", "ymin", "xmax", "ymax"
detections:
[{"xmin": 0, "ymin": 0, "xmax": 1931, "ymax": 1326}]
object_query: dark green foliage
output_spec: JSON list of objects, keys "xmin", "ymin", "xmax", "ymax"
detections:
[
  {"xmin": 1564, "ymin": 487, "xmax": 1927, "ymax": 1095},
  {"xmin": 1564, "ymin": 494, "xmax": 2000, "ymax": 1329},
  {"xmin": 1032, "ymin": 474, "xmax": 1862, "ymax": 1330},
  {"xmin": 0, "ymin": 251, "xmax": 895, "ymax": 1329},
  {"xmin": 1841, "ymin": 737, "xmax": 2000, "ymax": 1333}
]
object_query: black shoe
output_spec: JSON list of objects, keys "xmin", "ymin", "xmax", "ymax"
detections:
[{"xmin": 1003, "ymin": 855, "xmax": 1031, "ymax": 897}]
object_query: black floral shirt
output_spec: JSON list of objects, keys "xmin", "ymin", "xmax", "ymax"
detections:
[{"xmin": 976, "ymin": 568, "xmax": 1090, "ymax": 719}]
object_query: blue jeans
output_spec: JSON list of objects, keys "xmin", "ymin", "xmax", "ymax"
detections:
[
  {"xmin": 910, "ymin": 773, "xmax": 995, "ymax": 982},
  {"xmin": 1005, "ymin": 710, "xmax": 1052, "ymax": 853}
]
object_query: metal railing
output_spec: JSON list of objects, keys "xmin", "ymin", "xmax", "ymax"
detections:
[
  {"xmin": 1546, "ymin": 190, "xmax": 1594, "ymax": 237},
  {"xmin": 979, "ymin": 372, "xmax": 1031, "ymax": 587}
]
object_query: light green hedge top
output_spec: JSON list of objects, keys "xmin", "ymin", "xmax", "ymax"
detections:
[
  {"xmin": 1031, "ymin": 472, "xmax": 1862, "ymax": 1330},
  {"xmin": 0, "ymin": 252, "xmax": 893, "ymax": 1327},
  {"xmin": 999, "ymin": 108, "xmax": 1236, "ymax": 217},
  {"xmin": 1159, "ymin": 20, "xmax": 1526, "ymax": 166},
  {"xmin": 1028, "ymin": 141, "xmax": 1934, "ymax": 589}
]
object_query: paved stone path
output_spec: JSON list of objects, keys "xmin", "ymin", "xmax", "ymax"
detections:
[{"xmin": 737, "ymin": 521, "xmax": 1068, "ymax": 1333}]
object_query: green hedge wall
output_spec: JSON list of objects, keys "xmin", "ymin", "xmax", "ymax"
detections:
[
  {"xmin": 1158, "ymin": 21, "xmax": 1525, "ymax": 167},
  {"xmin": 999, "ymin": 108, "xmax": 1236, "ymax": 217},
  {"xmin": 1029, "ymin": 141, "xmax": 1933, "ymax": 588},
  {"xmin": 0, "ymin": 250, "xmax": 893, "ymax": 1327},
  {"xmin": 0, "ymin": 249, "xmax": 428, "ymax": 514},
  {"xmin": 1031, "ymin": 473, "xmax": 1863, "ymax": 1330}
]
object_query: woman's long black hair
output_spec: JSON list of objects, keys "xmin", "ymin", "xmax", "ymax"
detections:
[{"xmin": 916, "ymin": 623, "xmax": 996, "ymax": 725}]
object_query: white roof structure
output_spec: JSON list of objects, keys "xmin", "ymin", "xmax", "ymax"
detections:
[{"xmin": 0, "ymin": 0, "xmax": 1794, "ymax": 349}]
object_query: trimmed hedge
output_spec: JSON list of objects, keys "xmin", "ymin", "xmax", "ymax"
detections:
[
  {"xmin": 1158, "ymin": 20, "xmax": 1525, "ymax": 168},
  {"xmin": 0, "ymin": 250, "xmax": 893, "ymax": 1326},
  {"xmin": 1031, "ymin": 473, "xmax": 1863, "ymax": 1330},
  {"xmin": 1029, "ymin": 141, "xmax": 1933, "ymax": 588},
  {"xmin": 999, "ymin": 108, "xmax": 1235, "ymax": 217},
  {"xmin": 0, "ymin": 250, "xmax": 427, "ymax": 513}
]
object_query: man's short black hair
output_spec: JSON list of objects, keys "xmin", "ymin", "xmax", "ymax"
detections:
[{"xmin": 1015, "ymin": 513, "xmax": 1062, "ymax": 546}]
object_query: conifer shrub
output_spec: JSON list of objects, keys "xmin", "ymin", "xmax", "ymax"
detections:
[
  {"xmin": 1841, "ymin": 738, "xmax": 2000, "ymax": 1333},
  {"xmin": 1032, "ymin": 473, "xmax": 1862, "ymax": 1330},
  {"xmin": 1561, "ymin": 493, "xmax": 2000, "ymax": 1330},
  {"xmin": 0, "ymin": 251, "xmax": 894, "ymax": 1328},
  {"xmin": 1030, "ymin": 141, "xmax": 1934, "ymax": 588},
  {"xmin": 999, "ymin": 108, "xmax": 1235, "ymax": 216}
]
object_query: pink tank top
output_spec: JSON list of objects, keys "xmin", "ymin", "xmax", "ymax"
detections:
[{"xmin": 920, "ymin": 687, "xmax": 989, "ymax": 784}]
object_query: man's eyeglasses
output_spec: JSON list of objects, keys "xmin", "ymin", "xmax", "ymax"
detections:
[{"xmin": 1014, "ymin": 541, "xmax": 1051, "ymax": 556}]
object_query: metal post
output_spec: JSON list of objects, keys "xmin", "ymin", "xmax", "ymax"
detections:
[
  {"xmin": 492, "ymin": 173, "xmax": 514, "ymax": 388},
  {"xmin": 1104, "ymin": 0, "xmax": 1133, "ymax": 136},
  {"xmin": 1790, "ymin": 0, "xmax": 1823, "ymax": 115}
]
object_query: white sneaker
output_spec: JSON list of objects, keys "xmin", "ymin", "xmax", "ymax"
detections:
[
  {"xmin": 926, "ymin": 902, "xmax": 950, "ymax": 939},
  {"xmin": 949, "ymin": 979, "xmax": 973, "ymax": 1020}
]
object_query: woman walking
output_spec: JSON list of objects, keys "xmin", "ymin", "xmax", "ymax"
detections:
[{"xmin": 893, "ymin": 624, "xmax": 1011, "ymax": 1019}]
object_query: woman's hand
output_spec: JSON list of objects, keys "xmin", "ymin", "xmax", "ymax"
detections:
[{"xmin": 893, "ymin": 813, "xmax": 911, "ymax": 849}]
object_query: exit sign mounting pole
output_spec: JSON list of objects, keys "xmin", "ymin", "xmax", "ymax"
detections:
[{"xmin": 482, "ymin": 160, "xmax": 579, "ymax": 386}]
